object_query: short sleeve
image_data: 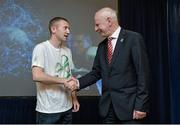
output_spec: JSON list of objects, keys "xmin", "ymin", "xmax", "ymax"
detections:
[{"xmin": 31, "ymin": 44, "xmax": 45, "ymax": 69}]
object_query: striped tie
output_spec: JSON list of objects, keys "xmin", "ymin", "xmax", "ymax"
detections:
[{"xmin": 107, "ymin": 37, "xmax": 113, "ymax": 64}]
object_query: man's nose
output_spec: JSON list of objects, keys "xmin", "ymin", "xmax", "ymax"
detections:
[{"xmin": 67, "ymin": 29, "xmax": 70, "ymax": 34}]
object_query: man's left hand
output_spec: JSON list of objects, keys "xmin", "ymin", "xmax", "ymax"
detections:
[{"xmin": 133, "ymin": 110, "xmax": 147, "ymax": 120}]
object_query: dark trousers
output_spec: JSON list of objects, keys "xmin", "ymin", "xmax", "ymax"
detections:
[
  {"xmin": 36, "ymin": 108, "xmax": 72, "ymax": 124},
  {"xmin": 102, "ymin": 103, "xmax": 146, "ymax": 124}
]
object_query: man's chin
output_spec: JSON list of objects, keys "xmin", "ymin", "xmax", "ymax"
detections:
[
  {"xmin": 101, "ymin": 34, "xmax": 107, "ymax": 38},
  {"xmin": 63, "ymin": 38, "xmax": 68, "ymax": 41},
  {"xmin": 99, "ymin": 33, "xmax": 107, "ymax": 37}
]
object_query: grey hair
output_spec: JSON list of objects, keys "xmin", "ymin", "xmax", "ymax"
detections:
[{"xmin": 96, "ymin": 7, "xmax": 118, "ymax": 21}]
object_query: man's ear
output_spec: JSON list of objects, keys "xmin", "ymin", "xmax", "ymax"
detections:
[
  {"xmin": 51, "ymin": 25, "xmax": 56, "ymax": 34},
  {"xmin": 107, "ymin": 17, "xmax": 113, "ymax": 26}
]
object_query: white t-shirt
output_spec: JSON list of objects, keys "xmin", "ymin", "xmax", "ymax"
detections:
[{"xmin": 32, "ymin": 40, "xmax": 74, "ymax": 113}]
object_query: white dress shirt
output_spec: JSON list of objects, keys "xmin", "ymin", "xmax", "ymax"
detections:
[{"xmin": 109, "ymin": 26, "xmax": 121, "ymax": 53}]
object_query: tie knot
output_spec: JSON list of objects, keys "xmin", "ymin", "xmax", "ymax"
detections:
[{"xmin": 108, "ymin": 37, "xmax": 113, "ymax": 42}]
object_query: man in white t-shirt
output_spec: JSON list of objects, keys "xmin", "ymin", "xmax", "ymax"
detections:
[{"xmin": 32, "ymin": 17, "xmax": 80, "ymax": 124}]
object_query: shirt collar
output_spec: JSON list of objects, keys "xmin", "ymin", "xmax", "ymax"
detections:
[{"xmin": 110, "ymin": 26, "xmax": 121, "ymax": 39}]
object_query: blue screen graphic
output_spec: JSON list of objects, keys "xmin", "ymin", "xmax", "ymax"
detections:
[
  {"xmin": 0, "ymin": 0, "xmax": 118, "ymax": 96},
  {"xmin": 0, "ymin": 0, "xmax": 42, "ymax": 77}
]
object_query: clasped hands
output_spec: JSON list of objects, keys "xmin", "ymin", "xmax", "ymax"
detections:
[{"xmin": 64, "ymin": 77, "xmax": 78, "ymax": 91}]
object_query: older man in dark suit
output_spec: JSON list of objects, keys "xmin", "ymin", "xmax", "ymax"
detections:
[{"xmin": 66, "ymin": 7, "xmax": 150, "ymax": 124}]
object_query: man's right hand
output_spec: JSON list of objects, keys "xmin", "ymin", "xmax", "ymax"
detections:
[{"xmin": 64, "ymin": 77, "xmax": 78, "ymax": 91}]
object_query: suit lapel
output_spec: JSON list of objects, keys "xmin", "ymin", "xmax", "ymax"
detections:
[{"xmin": 110, "ymin": 29, "xmax": 126, "ymax": 66}]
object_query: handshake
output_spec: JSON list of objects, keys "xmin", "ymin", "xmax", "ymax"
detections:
[{"xmin": 64, "ymin": 77, "xmax": 79, "ymax": 91}]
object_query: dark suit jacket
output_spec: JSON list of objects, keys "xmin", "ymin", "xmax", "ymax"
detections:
[{"xmin": 78, "ymin": 28, "xmax": 150, "ymax": 120}]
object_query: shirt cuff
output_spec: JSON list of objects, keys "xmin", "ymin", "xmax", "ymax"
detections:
[{"xmin": 76, "ymin": 79, "xmax": 80, "ymax": 89}]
